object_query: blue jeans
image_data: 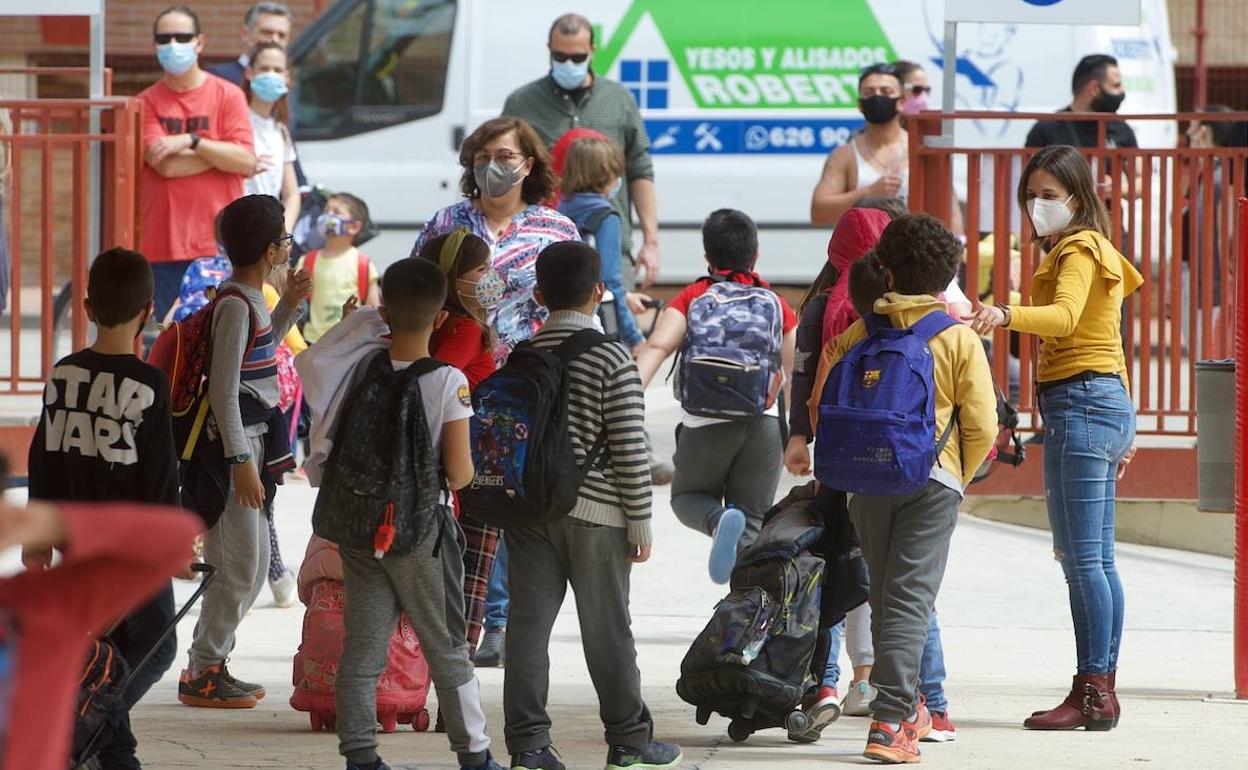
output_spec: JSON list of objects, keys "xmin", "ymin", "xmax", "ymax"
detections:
[
  {"xmin": 823, "ymin": 610, "xmax": 948, "ymax": 713},
  {"xmin": 1039, "ymin": 375, "xmax": 1135, "ymax": 674},
  {"xmin": 484, "ymin": 535, "xmax": 509, "ymax": 630}
]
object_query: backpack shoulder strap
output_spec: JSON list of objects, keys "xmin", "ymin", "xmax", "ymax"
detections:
[
  {"xmin": 357, "ymin": 252, "xmax": 371, "ymax": 300},
  {"xmin": 552, "ymin": 328, "xmax": 612, "ymax": 364},
  {"xmin": 862, "ymin": 312, "xmax": 891, "ymax": 334},
  {"xmin": 304, "ymin": 249, "xmax": 318, "ymax": 277},
  {"xmin": 909, "ymin": 310, "xmax": 959, "ymax": 343},
  {"xmin": 580, "ymin": 206, "xmax": 617, "ymax": 237},
  {"xmin": 408, "ymin": 358, "xmax": 449, "ymax": 378}
]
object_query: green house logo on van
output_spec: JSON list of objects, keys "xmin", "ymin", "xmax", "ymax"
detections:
[{"xmin": 595, "ymin": 0, "xmax": 896, "ymax": 110}]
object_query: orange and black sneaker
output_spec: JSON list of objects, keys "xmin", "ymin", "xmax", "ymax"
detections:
[
  {"xmin": 178, "ymin": 665, "xmax": 258, "ymax": 709},
  {"xmin": 908, "ymin": 697, "xmax": 933, "ymax": 742},
  {"xmin": 863, "ymin": 721, "xmax": 921, "ymax": 764},
  {"xmin": 220, "ymin": 662, "xmax": 266, "ymax": 701}
]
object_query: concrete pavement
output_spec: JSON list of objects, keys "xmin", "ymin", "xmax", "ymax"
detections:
[{"xmin": 121, "ymin": 385, "xmax": 1243, "ymax": 769}]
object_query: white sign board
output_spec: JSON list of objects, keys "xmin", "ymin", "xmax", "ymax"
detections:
[
  {"xmin": 0, "ymin": 0, "xmax": 103, "ymax": 15},
  {"xmin": 946, "ymin": 0, "xmax": 1140, "ymax": 26}
]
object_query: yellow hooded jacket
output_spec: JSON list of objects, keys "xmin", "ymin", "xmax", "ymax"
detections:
[
  {"xmin": 810, "ymin": 294, "xmax": 999, "ymax": 490},
  {"xmin": 1005, "ymin": 229, "xmax": 1143, "ymax": 387}
]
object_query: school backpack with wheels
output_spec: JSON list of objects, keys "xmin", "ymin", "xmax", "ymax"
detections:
[
  {"xmin": 291, "ymin": 578, "xmax": 432, "ymax": 734},
  {"xmin": 460, "ymin": 329, "xmax": 610, "ymax": 529},
  {"xmin": 971, "ymin": 384, "xmax": 1026, "ymax": 484},
  {"xmin": 674, "ymin": 273, "xmax": 784, "ymax": 419},
  {"xmin": 313, "ymin": 353, "xmax": 448, "ymax": 558},
  {"xmin": 147, "ymin": 288, "xmax": 257, "ymax": 461},
  {"xmin": 677, "ymin": 485, "xmax": 826, "ymax": 743},
  {"xmin": 814, "ymin": 311, "xmax": 961, "ymax": 496}
]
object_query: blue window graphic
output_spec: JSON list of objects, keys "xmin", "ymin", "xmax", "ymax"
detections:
[{"xmin": 619, "ymin": 58, "xmax": 669, "ymax": 110}]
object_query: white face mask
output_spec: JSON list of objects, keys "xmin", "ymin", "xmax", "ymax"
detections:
[{"xmin": 1027, "ymin": 195, "xmax": 1074, "ymax": 237}]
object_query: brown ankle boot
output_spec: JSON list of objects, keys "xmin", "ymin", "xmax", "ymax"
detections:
[
  {"xmin": 1107, "ymin": 671, "xmax": 1120, "ymax": 728},
  {"xmin": 1023, "ymin": 674, "xmax": 1114, "ymax": 731}
]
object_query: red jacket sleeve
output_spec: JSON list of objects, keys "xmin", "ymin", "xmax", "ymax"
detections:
[
  {"xmin": 1, "ymin": 504, "xmax": 202, "ymax": 636},
  {"xmin": 433, "ymin": 316, "xmax": 486, "ymax": 372}
]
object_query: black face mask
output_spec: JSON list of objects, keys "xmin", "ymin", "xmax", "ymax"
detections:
[
  {"xmin": 860, "ymin": 94, "xmax": 900, "ymax": 125},
  {"xmin": 1091, "ymin": 89, "xmax": 1125, "ymax": 114}
]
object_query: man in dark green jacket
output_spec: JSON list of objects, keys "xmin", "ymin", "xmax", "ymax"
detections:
[{"xmin": 501, "ymin": 12, "xmax": 661, "ymax": 289}]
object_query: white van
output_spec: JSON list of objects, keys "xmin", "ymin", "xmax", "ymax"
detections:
[{"xmin": 288, "ymin": 0, "xmax": 1176, "ymax": 283}]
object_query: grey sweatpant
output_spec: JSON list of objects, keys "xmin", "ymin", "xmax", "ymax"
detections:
[
  {"xmin": 849, "ymin": 480, "xmax": 960, "ymax": 723},
  {"xmin": 670, "ymin": 416, "xmax": 783, "ymax": 549},
  {"xmin": 189, "ymin": 434, "xmax": 270, "ymax": 671},
  {"xmin": 336, "ymin": 509, "xmax": 491, "ymax": 768},
  {"xmin": 504, "ymin": 518, "xmax": 650, "ymax": 754}
]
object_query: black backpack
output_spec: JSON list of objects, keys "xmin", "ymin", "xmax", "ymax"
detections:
[
  {"xmin": 677, "ymin": 485, "xmax": 827, "ymax": 742},
  {"xmin": 460, "ymin": 329, "xmax": 610, "ymax": 529},
  {"xmin": 312, "ymin": 354, "xmax": 447, "ymax": 556}
]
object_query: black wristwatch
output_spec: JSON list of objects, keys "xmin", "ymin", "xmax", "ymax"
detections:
[
  {"xmin": 189, "ymin": 132, "xmax": 201, "ymax": 151},
  {"xmin": 225, "ymin": 452, "xmax": 251, "ymax": 466}
]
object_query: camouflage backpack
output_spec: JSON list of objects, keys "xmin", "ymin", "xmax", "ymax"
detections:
[{"xmin": 675, "ymin": 273, "xmax": 784, "ymax": 419}]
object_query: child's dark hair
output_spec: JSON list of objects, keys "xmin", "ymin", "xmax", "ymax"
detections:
[
  {"xmin": 874, "ymin": 214, "xmax": 961, "ymax": 295},
  {"xmin": 381, "ymin": 258, "xmax": 447, "ymax": 333},
  {"xmin": 417, "ymin": 229, "xmax": 494, "ymax": 347},
  {"xmin": 855, "ymin": 195, "xmax": 909, "ymax": 221},
  {"xmin": 702, "ymin": 208, "xmax": 758, "ymax": 272},
  {"xmin": 536, "ymin": 241, "xmax": 601, "ymax": 311},
  {"xmin": 328, "ymin": 192, "xmax": 371, "ymax": 246},
  {"xmin": 220, "ymin": 194, "xmax": 285, "ymax": 267},
  {"xmin": 87, "ymin": 247, "xmax": 154, "ymax": 327},
  {"xmin": 848, "ymin": 252, "xmax": 889, "ymax": 319}
]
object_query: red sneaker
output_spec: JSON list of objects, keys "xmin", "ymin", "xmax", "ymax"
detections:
[
  {"xmin": 790, "ymin": 686, "xmax": 841, "ymax": 743},
  {"xmin": 922, "ymin": 710, "xmax": 957, "ymax": 742},
  {"xmin": 908, "ymin": 698, "xmax": 932, "ymax": 742},
  {"xmin": 863, "ymin": 721, "xmax": 921, "ymax": 764}
]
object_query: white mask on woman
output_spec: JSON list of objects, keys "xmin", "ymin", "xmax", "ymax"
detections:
[{"xmin": 1028, "ymin": 195, "xmax": 1074, "ymax": 237}]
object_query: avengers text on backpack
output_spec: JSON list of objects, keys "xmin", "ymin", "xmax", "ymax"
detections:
[
  {"xmin": 674, "ymin": 273, "xmax": 784, "ymax": 419},
  {"xmin": 313, "ymin": 354, "xmax": 447, "ymax": 558},
  {"xmin": 971, "ymin": 384, "xmax": 1026, "ymax": 484},
  {"xmin": 677, "ymin": 484, "xmax": 826, "ymax": 743},
  {"xmin": 814, "ymin": 311, "xmax": 961, "ymax": 496},
  {"xmin": 460, "ymin": 329, "xmax": 610, "ymax": 529},
  {"xmin": 147, "ymin": 288, "xmax": 257, "ymax": 461}
]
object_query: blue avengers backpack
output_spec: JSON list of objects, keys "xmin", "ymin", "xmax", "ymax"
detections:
[
  {"xmin": 675, "ymin": 273, "xmax": 784, "ymax": 419},
  {"xmin": 460, "ymin": 329, "xmax": 610, "ymax": 528},
  {"xmin": 814, "ymin": 311, "xmax": 961, "ymax": 496}
]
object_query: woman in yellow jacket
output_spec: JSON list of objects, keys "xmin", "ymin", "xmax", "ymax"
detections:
[{"xmin": 966, "ymin": 145, "xmax": 1143, "ymax": 732}]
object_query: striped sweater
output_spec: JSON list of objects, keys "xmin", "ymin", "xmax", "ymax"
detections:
[{"xmin": 530, "ymin": 311, "xmax": 653, "ymax": 545}]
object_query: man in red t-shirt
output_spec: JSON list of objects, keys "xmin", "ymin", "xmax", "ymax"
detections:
[
  {"xmin": 635, "ymin": 209, "xmax": 798, "ymax": 584},
  {"xmin": 139, "ymin": 5, "xmax": 256, "ymax": 320}
]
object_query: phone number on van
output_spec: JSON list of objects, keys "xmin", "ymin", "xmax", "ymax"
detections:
[{"xmin": 644, "ymin": 119, "xmax": 865, "ymax": 155}]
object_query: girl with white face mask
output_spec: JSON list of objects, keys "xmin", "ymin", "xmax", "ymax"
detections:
[
  {"xmin": 243, "ymin": 42, "xmax": 300, "ymax": 236},
  {"xmin": 965, "ymin": 145, "xmax": 1143, "ymax": 732}
]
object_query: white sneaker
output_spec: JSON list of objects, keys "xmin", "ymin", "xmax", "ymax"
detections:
[
  {"xmin": 842, "ymin": 680, "xmax": 876, "ymax": 717},
  {"xmin": 269, "ymin": 569, "xmax": 297, "ymax": 608}
]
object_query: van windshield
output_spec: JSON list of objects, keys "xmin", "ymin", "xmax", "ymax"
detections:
[{"xmin": 291, "ymin": 0, "xmax": 456, "ymax": 140}]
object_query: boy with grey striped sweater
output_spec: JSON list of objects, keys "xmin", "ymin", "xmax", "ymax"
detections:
[{"xmin": 503, "ymin": 242, "xmax": 681, "ymax": 770}]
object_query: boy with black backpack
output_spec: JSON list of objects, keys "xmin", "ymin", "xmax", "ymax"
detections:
[
  {"xmin": 487, "ymin": 241, "xmax": 680, "ymax": 770},
  {"xmin": 809, "ymin": 214, "xmax": 996, "ymax": 764},
  {"xmin": 309, "ymin": 257, "xmax": 499, "ymax": 770},
  {"xmin": 636, "ymin": 209, "xmax": 797, "ymax": 585}
]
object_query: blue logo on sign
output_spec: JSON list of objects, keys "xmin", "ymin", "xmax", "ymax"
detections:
[
  {"xmin": 1023, "ymin": 0, "xmax": 1064, "ymax": 5},
  {"xmin": 644, "ymin": 119, "xmax": 863, "ymax": 155},
  {"xmin": 620, "ymin": 59, "xmax": 669, "ymax": 110}
]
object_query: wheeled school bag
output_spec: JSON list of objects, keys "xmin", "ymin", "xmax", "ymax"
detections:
[
  {"xmin": 814, "ymin": 311, "xmax": 961, "ymax": 496},
  {"xmin": 460, "ymin": 329, "xmax": 610, "ymax": 529},
  {"xmin": 677, "ymin": 487, "xmax": 826, "ymax": 743},
  {"xmin": 71, "ymin": 565, "xmax": 217, "ymax": 768},
  {"xmin": 312, "ymin": 354, "xmax": 447, "ymax": 558},
  {"xmin": 290, "ymin": 578, "xmax": 432, "ymax": 733},
  {"xmin": 674, "ymin": 273, "xmax": 784, "ymax": 419}
]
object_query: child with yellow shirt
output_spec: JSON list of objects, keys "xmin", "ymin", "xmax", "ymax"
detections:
[
  {"xmin": 296, "ymin": 192, "xmax": 381, "ymax": 343},
  {"xmin": 966, "ymin": 145, "xmax": 1142, "ymax": 733},
  {"xmin": 810, "ymin": 214, "xmax": 997, "ymax": 764}
]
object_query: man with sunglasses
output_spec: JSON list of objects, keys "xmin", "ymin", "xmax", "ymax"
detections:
[
  {"xmin": 501, "ymin": 13, "xmax": 660, "ymax": 291},
  {"xmin": 138, "ymin": 5, "xmax": 257, "ymax": 321},
  {"xmin": 810, "ymin": 63, "xmax": 912, "ymax": 226}
]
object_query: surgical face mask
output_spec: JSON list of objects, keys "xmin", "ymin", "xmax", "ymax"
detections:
[
  {"xmin": 250, "ymin": 71, "xmax": 289, "ymax": 103},
  {"xmin": 902, "ymin": 92, "xmax": 928, "ymax": 116},
  {"xmin": 156, "ymin": 41, "xmax": 198, "ymax": 76},
  {"xmin": 1091, "ymin": 88, "xmax": 1126, "ymax": 114},
  {"xmin": 317, "ymin": 213, "xmax": 355, "ymax": 238},
  {"xmin": 551, "ymin": 57, "xmax": 591, "ymax": 91},
  {"xmin": 859, "ymin": 94, "xmax": 900, "ymax": 125},
  {"xmin": 473, "ymin": 159, "xmax": 526, "ymax": 199},
  {"xmin": 460, "ymin": 268, "xmax": 506, "ymax": 310},
  {"xmin": 609, "ymin": 177, "xmax": 623, "ymax": 197},
  {"xmin": 1027, "ymin": 195, "xmax": 1074, "ymax": 237}
]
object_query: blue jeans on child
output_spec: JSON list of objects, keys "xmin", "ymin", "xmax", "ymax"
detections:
[
  {"xmin": 1039, "ymin": 374, "xmax": 1135, "ymax": 674},
  {"xmin": 823, "ymin": 609, "xmax": 948, "ymax": 713},
  {"xmin": 484, "ymin": 536, "xmax": 509, "ymax": 630}
]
